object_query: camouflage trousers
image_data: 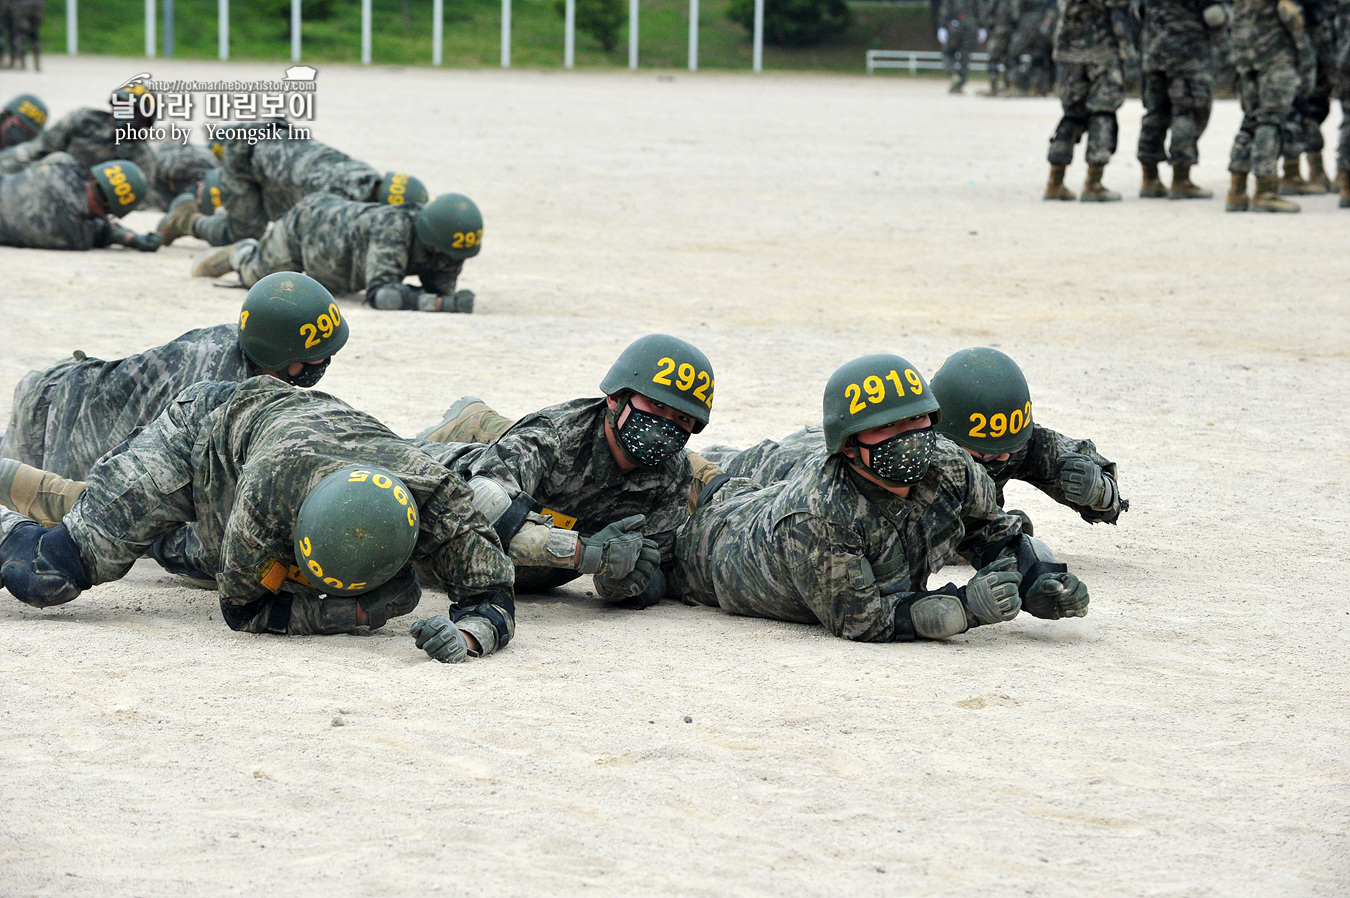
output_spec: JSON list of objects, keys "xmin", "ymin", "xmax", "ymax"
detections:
[
  {"xmin": 944, "ymin": 28, "xmax": 978, "ymax": 87},
  {"xmin": 1228, "ymin": 61, "xmax": 1299, "ymax": 178},
  {"xmin": 1048, "ymin": 61, "xmax": 1125, "ymax": 166},
  {"xmin": 1010, "ymin": 23, "xmax": 1054, "ymax": 94},
  {"xmin": 1137, "ymin": 68, "xmax": 1213, "ymax": 166},
  {"xmin": 232, "ymin": 216, "xmax": 304, "ymax": 288},
  {"xmin": 1284, "ymin": 89, "xmax": 1331, "ymax": 156},
  {"xmin": 1339, "ymin": 97, "xmax": 1350, "ymax": 174}
]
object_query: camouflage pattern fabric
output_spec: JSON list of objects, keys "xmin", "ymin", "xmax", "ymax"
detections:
[
  {"xmin": 419, "ymin": 397, "xmax": 692, "ymax": 596},
  {"xmin": 232, "ymin": 192, "xmax": 462, "ymax": 302},
  {"xmin": 983, "ymin": 0, "xmax": 1018, "ymax": 85},
  {"xmin": 673, "ymin": 440, "xmax": 1021, "ymax": 642},
  {"xmin": 1227, "ymin": 0, "xmax": 1302, "ymax": 180},
  {"xmin": 1048, "ymin": 62, "xmax": 1126, "ymax": 165},
  {"xmin": 0, "ymin": 107, "xmax": 154, "ymax": 176},
  {"xmin": 1284, "ymin": 0, "xmax": 1335, "ymax": 155},
  {"xmin": 1336, "ymin": 0, "xmax": 1350, "ymax": 172},
  {"xmin": 0, "ymin": 152, "xmax": 132, "ymax": 250},
  {"xmin": 1010, "ymin": 0, "xmax": 1058, "ymax": 93},
  {"xmin": 1, "ymin": 323, "xmax": 251, "ymax": 479},
  {"xmin": 148, "ymin": 140, "xmax": 218, "ymax": 211},
  {"xmin": 1054, "ymin": 0, "xmax": 1131, "ymax": 64},
  {"xmin": 60, "ymin": 378, "xmax": 515, "ymax": 640},
  {"xmin": 941, "ymin": 0, "xmax": 984, "ymax": 85},
  {"xmin": 1137, "ymin": 0, "xmax": 1218, "ymax": 166},
  {"xmin": 193, "ymin": 134, "xmax": 381, "ymax": 246},
  {"xmin": 1142, "ymin": 0, "xmax": 1216, "ymax": 70}
]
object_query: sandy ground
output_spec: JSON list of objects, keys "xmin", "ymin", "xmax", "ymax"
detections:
[{"xmin": 0, "ymin": 55, "xmax": 1348, "ymax": 897}]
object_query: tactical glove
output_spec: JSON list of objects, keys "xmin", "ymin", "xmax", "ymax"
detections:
[
  {"xmin": 414, "ymin": 289, "xmax": 475, "ymax": 313},
  {"xmin": 126, "ymin": 233, "xmax": 162, "ymax": 252},
  {"xmin": 1058, "ymin": 453, "xmax": 1116, "ymax": 510},
  {"xmin": 594, "ymin": 538, "xmax": 662, "ymax": 600},
  {"xmin": 411, "ymin": 614, "xmax": 469, "ymax": 663},
  {"xmin": 0, "ymin": 521, "xmax": 92, "ymax": 608},
  {"xmin": 964, "ymin": 556, "xmax": 1022, "ymax": 625},
  {"xmin": 576, "ymin": 514, "xmax": 647, "ymax": 578},
  {"xmin": 357, "ymin": 567, "xmax": 422, "ymax": 630},
  {"xmin": 1022, "ymin": 571, "xmax": 1090, "ymax": 620}
]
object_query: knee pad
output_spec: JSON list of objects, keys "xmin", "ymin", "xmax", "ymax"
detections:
[
  {"xmin": 0, "ymin": 522, "xmax": 92, "ymax": 608},
  {"xmin": 909, "ymin": 594, "xmax": 968, "ymax": 640}
]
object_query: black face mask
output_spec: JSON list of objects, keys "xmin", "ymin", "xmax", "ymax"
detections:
[
  {"xmin": 613, "ymin": 400, "xmax": 690, "ymax": 468},
  {"xmin": 855, "ymin": 427, "xmax": 936, "ymax": 486},
  {"xmin": 285, "ymin": 358, "xmax": 330, "ymax": 388},
  {"xmin": 0, "ymin": 120, "xmax": 36, "ymax": 149}
]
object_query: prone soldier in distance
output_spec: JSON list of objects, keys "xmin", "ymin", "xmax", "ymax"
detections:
[
  {"xmin": 0, "ymin": 153, "xmax": 159, "ymax": 252},
  {"xmin": 147, "ymin": 139, "xmax": 219, "ymax": 211},
  {"xmin": 0, "ymin": 94, "xmax": 47, "ymax": 149},
  {"xmin": 0, "ymin": 84, "xmax": 157, "ymax": 176},
  {"xmin": 189, "ymin": 192, "xmax": 479, "ymax": 314}
]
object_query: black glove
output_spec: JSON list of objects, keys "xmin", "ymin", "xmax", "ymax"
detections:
[
  {"xmin": 126, "ymin": 233, "xmax": 162, "ymax": 252},
  {"xmin": 594, "ymin": 539, "xmax": 662, "ymax": 600},
  {"xmin": 1022, "ymin": 571, "xmax": 1090, "ymax": 620},
  {"xmin": 410, "ymin": 614, "xmax": 469, "ymax": 663},
  {"xmin": 357, "ymin": 568, "xmax": 422, "ymax": 630},
  {"xmin": 964, "ymin": 556, "xmax": 1022, "ymax": 625}
]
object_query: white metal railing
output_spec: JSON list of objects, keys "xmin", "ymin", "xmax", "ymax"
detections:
[{"xmin": 866, "ymin": 49, "xmax": 990, "ymax": 75}]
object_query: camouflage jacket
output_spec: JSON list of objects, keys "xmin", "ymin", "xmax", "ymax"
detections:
[
  {"xmin": 201, "ymin": 133, "xmax": 380, "ymax": 243},
  {"xmin": 705, "ymin": 424, "xmax": 1124, "ymax": 524},
  {"xmin": 942, "ymin": 0, "xmax": 984, "ymax": 27},
  {"xmin": 274, "ymin": 192, "xmax": 462, "ymax": 300},
  {"xmin": 148, "ymin": 140, "xmax": 218, "ymax": 210},
  {"xmin": 63, "ymin": 378, "xmax": 515, "ymax": 642},
  {"xmin": 0, "ymin": 152, "xmax": 133, "ymax": 251},
  {"xmin": 0, "ymin": 107, "xmax": 155, "ymax": 176},
  {"xmin": 420, "ymin": 397, "xmax": 693, "ymax": 570},
  {"xmin": 1230, "ymin": 0, "xmax": 1300, "ymax": 67},
  {"xmin": 1055, "ymin": 0, "xmax": 1132, "ymax": 63},
  {"xmin": 1142, "ymin": 0, "xmax": 1218, "ymax": 70},
  {"xmin": 675, "ymin": 440, "xmax": 1021, "ymax": 642},
  {"xmin": 1, "ymin": 322, "xmax": 252, "ymax": 479}
]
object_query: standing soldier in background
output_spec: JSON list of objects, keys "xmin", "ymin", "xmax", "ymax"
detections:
[
  {"xmin": 1009, "ymin": 0, "xmax": 1058, "ymax": 94},
  {"xmin": 1225, "ymin": 0, "xmax": 1311, "ymax": 211},
  {"xmin": 0, "ymin": 85, "xmax": 157, "ymax": 177},
  {"xmin": 982, "ymin": 0, "xmax": 1017, "ymax": 94},
  {"xmin": 1336, "ymin": 0, "xmax": 1350, "ymax": 205},
  {"xmin": 3, "ymin": 0, "xmax": 42, "ymax": 70},
  {"xmin": 940, "ymin": 0, "xmax": 984, "ymax": 93},
  {"xmin": 0, "ymin": 153, "xmax": 160, "ymax": 252},
  {"xmin": 0, "ymin": 94, "xmax": 46, "ymax": 149},
  {"xmin": 1278, "ymin": 0, "xmax": 1336, "ymax": 193},
  {"xmin": 1044, "ymin": 0, "xmax": 1136, "ymax": 200},
  {"xmin": 1136, "ymin": 0, "xmax": 1228, "ymax": 199}
]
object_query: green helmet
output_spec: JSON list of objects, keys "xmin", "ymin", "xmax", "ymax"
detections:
[
  {"xmin": 293, "ymin": 465, "xmax": 421, "ymax": 596},
  {"xmin": 377, "ymin": 171, "xmax": 429, "ymax": 207},
  {"xmin": 599, "ymin": 334, "xmax": 714, "ymax": 433},
  {"xmin": 930, "ymin": 348, "xmax": 1033, "ymax": 454},
  {"xmin": 110, "ymin": 83, "xmax": 157, "ymax": 128},
  {"xmin": 237, "ymin": 272, "xmax": 349, "ymax": 371},
  {"xmin": 415, "ymin": 193, "xmax": 483, "ymax": 260},
  {"xmin": 822, "ymin": 353, "xmax": 941, "ymax": 454},
  {"xmin": 4, "ymin": 94, "xmax": 48, "ymax": 131},
  {"xmin": 197, "ymin": 169, "xmax": 225, "ymax": 214},
  {"xmin": 90, "ymin": 160, "xmax": 148, "ymax": 217}
]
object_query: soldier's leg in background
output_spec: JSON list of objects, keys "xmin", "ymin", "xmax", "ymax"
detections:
[
  {"xmin": 1081, "ymin": 62, "xmax": 1124, "ymax": 201},
  {"xmin": 1227, "ymin": 70, "xmax": 1258, "ymax": 211},
  {"xmin": 1137, "ymin": 70, "xmax": 1171, "ymax": 197},
  {"xmin": 1337, "ymin": 97, "xmax": 1350, "ymax": 206},
  {"xmin": 1302, "ymin": 89, "xmax": 1333, "ymax": 190},
  {"xmin": 1278, "ymin": 104, "xmax": 1311, "ymax": 193},
  {"xmin": 0, "ymin": 459, "xmax": 85, "ymax": 527},
  {"xmin": 1252, "ymin": 62, "xmax": 1301, "ymax": 211},
  {"xmin": 1168, "ymin": 71, "xmax": 1214, "ymax": 199},
  {"xmin": 1046, "ymin": 64, "xmax": 1087, "ymax": 199}
]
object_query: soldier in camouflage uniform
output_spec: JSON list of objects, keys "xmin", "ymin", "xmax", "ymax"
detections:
[
  {"xmin": 189, "ymin": 192, "xmax": 479, "ymax": 315},
  {"xmin": 0, "ymin": 86, "xmax": 156, "ymax": 176},
  {"xmin": 1336, "ymin": 0, "xmax": 1350, "ymax": 205},
  {"xmin": 675, "ymin": 354, "xmax": 1090, "ymax": 644},
  {"xmin": 156, "ymin": 123, "xmax": 428, "ymax": 247},
  {"xmin": 0, "ymin": 93, "xmax": 46, "ymax": 148},
  {"xmin": 1226, "ymin": 0, "xmax": 1312, "ymax": 210},
  {"xmin": 1009, "ymin": 0, "xmax": 1058, "ymax": 94},
  {"xmin": 1276, "ymin": 0, "xmax": 1336, "ymax": 193},
  {"xmin": 0, "ymin": 377, "xmax": 516, "ymax": 663},
  {"xmin": 147, "ymin": 140, "xmax": 219, "ymax": 211},
  {"xmin": 940, "ymin": 0, "xmax": 984, "ymax": 93},
  {"xmin": 3, "ymin": 0, "xmax": 42, "ymax": 70},
  {"xmin": 982, "ymin": 0, "xmax": 1018, "ymax": 94},
  {"xmin": 1044, "ymin": 0, "xmax": 1137, "ymax": 201},
  {"xmin": 1136, "ymin": 0, "xmax": 1229, "ymax": 199},
  {"xmin": 415, "ymin": 334, "xmax": 716, "ymax": 607},
  {"xmin": 0, "ymin": 273, "xmax": 347, "ymax": 497},
  {"xmin": 0, "ymin": 152, "xmax": 160, "ymax": 252}
]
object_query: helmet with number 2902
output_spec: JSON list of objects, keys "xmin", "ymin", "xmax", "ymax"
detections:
[
  {"xmin": 599, "ymin": 334, "xmax": 715, "ymax": 433},
  {"xmin": 930, "ymin": 347, "xmax": 1033, "ymax": 455},
  {"xmin": 822, "ymin": 353, "xmax": 941, "ymax": 454},
  {"xmin": 237, "ymin": 272, "xmax": 350, "ymax": 371},
  {"xmin": 293, "ymin": 465, "xmax": 421, "ymax": 597}
]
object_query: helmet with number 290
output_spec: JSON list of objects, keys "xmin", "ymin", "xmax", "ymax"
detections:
[
  {"xmin": 822, "ymin": 353, "xmax": 941, "ymax": 454},
  {"xmin": 415, "ymin": 193, "xmax": 483, "ymax": 259},
  {"xmin": 237, "ymin": 272, "xmax": 350, "ymax": 371},
  {"xmin": 599, "ymin": 334, "xmax": 714, "ymax": 433},
  {"xmin": 293, "ymin": 466, "xmax": 421, "ymax": 597},
  {"xmin": 929, "ymin": 347, "xmax": 1033, "ymax": 455}
]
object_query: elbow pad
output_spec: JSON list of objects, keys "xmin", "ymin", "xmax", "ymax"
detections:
[{"xmin": 367, "ymin": 282, "xmax": 420, "ymax": 310}]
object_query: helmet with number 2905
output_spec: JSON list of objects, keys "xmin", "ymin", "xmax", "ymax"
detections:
[
  {"xmin": 599, "ymin": 334, "xmax": 714, "ymax": 433},
  {"xmin": 822, "ymin": 353, "xmax": 941, "ymax": 454},
  {"xmin": 930, "ymin": 347, "xmax": 1033, "ymax": 455},
  {"xmin": 237, "ymin": 272, "xmax": 350, "ymax": 371},
  {"xmin": 293, "ymin": 465, "xmax": 421, "ymax": 596}
]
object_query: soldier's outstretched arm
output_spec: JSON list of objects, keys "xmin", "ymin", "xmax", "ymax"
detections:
[{"xmin": 1017, "ymin": 424, "xmax": 1126, "ymax": 523}]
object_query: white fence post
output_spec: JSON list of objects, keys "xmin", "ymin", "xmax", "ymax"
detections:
[
  {"xmin": 564, "ymin": 0, "xmax": 575, "ymax": 68},
  {"xmin": 752, "ymin": 0, "xmax": 763, "ymax": 72},
  {"xmin": 145, "ymin": 0, "xmax": 156, "ymax": 58},
  {"xmin": 361, "ymin": 0, "xmax": 372, "ymax": 64},
  {"xmin": 163, "ymin": 0, "xmax": 174, "ymax": 57},
  {"xmin": 66, "ymin": 0, "xmax": 78, "ymax": 54},
  {"xmin": 501, "ymin": 0, "xmax": 512, "ymax": 67},
  {"xmin": 219, "ymin": 0, "xmax": 229, "ymax": 60},
  {"xmin": 291, "ymin": 0, "xmax": 301, "ymax": 62},
  {"xmin": 628, "ymin": 0, "xmax": 638, "ymax": 69},
  {"xmin": 689, "ymin": 0, "xmax": 699, "ymax": 70},
  {"xmin": 433, "ymin": 0, "xmax": 443, "ymax": 65}
]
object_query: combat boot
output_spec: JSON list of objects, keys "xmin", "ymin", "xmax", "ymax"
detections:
[
  {"xmin": 1168, "ymin": 165, "xmax": 1212, "ymax": 199},
  {"xmin": 1080, "ymin": 165, "xmax": 1121, "ymax": 202},
  {"xmin": 949, "ymin": 76, "xmax": 965, "ymax": 94},
  {"xmin": 1139, "ymin": 162, "xmax": 1168, "ymax": 198},
  {"xmin": 1278, "ymin": 157, "xmax": 1313, "ymax": 195},
  {"xmin": 685, "ymin": 452, "xmax": 726, "ymax": 514},
  {"xmin": 190, "ymin": 244, "xmax": 237, "ymax": 277},
  {"xmin": 156, "ymin": 194, "xmax": 202, "ymax": 245},
  {"xmin": 1305, "ymin": 152, "xmax": 1333, "ymax": 192},
  {"xmin": 1338, "ymin": 170, "xmax": 1350, "ymax": 208},
  {"xmin": 416, "ymin": 397, "xmax": 515, "ymax": 443},
  {"xmin": 1044, "ymin": 164, "xmax": 1075, "ymax": 201},
  {"xmin": 1251, "ymin": 176, "xmax": 1300, "ymax": 212},
  {"xmin": 1225, "ymin": 172, "xmax": 1249, "ymax": 211}
]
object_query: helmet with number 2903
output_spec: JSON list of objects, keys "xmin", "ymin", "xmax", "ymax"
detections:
[
  {"xmin": 237, "ymin": 272, "xmax": 350, "ymax": 371},
  {"xmin": 930, "ymin": 347, "xmax": 1033, "ymax": 455},
  {"xmin": 822, "ymin": 353, "xmax": 941, "ymax": 454},
  {"xmin": 293, "ymin": 465, "xmax": 421, "ymax": 597},
  {"xmin": 90, "ymin": 160, "xmax": 148, "ymax": 218}
]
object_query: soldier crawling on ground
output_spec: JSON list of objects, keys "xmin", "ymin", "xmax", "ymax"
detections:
[
  {"xmin": 0, "ymin": 94, "xmax": 47, "ymax": 149},
  {"xmin": 0, "ymin": 84, "xmax": 157, "ymax": 177},
  {"xmin": 0, "ymin": 153, "xmax": 160, "ymax": 252}
]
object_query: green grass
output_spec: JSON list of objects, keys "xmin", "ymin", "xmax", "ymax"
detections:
[{"xmin": 39, "ymin": 0, "xmax": 940, "ymax": 72}]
